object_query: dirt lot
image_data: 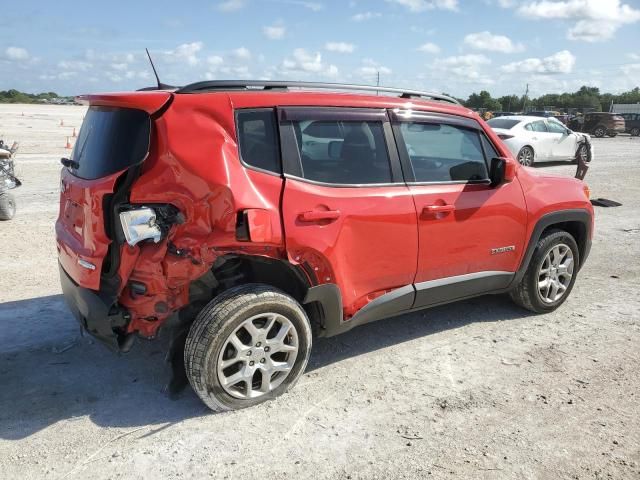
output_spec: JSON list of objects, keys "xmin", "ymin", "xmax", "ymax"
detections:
[{"xmin": 0, "ymin": 103, "xmax": 639, "ymax": 480}]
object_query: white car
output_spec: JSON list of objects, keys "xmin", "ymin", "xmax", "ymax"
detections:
[{"xmin": 487, "ymin": 116, "xmax": 592, "ymax": 166}]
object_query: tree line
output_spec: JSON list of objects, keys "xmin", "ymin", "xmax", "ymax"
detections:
[
  {"xmin": 460, "ymin": 86, "xmax": 640, "ymax": 113},
  {"xmin": 0, "ymin": 89, "xmax": 74, "ymax": 104}
]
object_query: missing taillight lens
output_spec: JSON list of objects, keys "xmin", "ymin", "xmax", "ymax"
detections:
[{"xmin": 119, "ymin": 207, "xmax": 162, "ymax": 246}]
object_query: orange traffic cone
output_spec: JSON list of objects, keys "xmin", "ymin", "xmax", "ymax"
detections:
[
  {"xmin": 72, "ymin": 128, "xmax": 77, "ymax": 138},
  {"xmin": 60, "ymin": 119, "xmax": 64, "ymax": 127},
  {"xmin": 65, "ymin": 137, "xmax": 72, "ymax": 149}
]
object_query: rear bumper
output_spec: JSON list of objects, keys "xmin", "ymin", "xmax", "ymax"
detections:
[{"xmin": 59, "ymin": 263, "xmax": 127, "ymax": 351}]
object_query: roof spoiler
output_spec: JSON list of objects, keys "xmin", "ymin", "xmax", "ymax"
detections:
[{"xmin": 75, "ymin": 91, "xmax": 173, "ymax": 115}]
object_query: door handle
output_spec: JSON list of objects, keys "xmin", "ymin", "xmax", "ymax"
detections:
[
  {"xmin": 298, "ymin": 210, "xmax": 341, "ymax": 222},
  {"xmin": 423, "ymin": 204, "xmax": 455, "ymax": 216}
]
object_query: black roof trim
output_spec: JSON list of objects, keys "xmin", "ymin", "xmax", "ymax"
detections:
[{"xmin": 175, "ymin": 80, "xmax": 460, "ymax": 105}]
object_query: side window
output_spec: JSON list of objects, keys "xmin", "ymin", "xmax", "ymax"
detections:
[
  {"xmin": 399, "ymin": 122, "xmax": 489, "ymax": 182},
  {"xmin": 291, "ymin": 119, "xmax": 392, "ymax": 185},
  {"xmin": 481, "ymin": 134, "xmax": 499, "ymax": 159},
  {"xmin": 524, "ymin": 123, "xmax": 534, "ymax": 131},
  {"xmin": 531, "ymin": 120, "xmax": 548, "ymax": 132},
  {"xmin": 236, "ymin": 109, "xmax": 280, "ymax": 174},
  {"xmin": 547, "ymin": 120, "xmax": 566, "ymax": 134}
]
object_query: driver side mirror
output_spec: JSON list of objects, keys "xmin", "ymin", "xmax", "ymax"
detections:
[{"xmin": 489, "ymin": 157, "xmax": 516, "ymax": 187}]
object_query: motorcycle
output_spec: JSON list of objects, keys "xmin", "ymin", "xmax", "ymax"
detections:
[{"xmin": 0, "ymin": 140, "xmax": 20, "ymax": 221}]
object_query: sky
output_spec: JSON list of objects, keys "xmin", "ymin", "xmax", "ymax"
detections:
[{"xmin": 0, "ymin": 0, "xmax": 639, "ymax": 98}]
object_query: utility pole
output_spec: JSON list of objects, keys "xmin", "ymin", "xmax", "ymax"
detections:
[
  {"xmin": 522, "ymin": 83, "xmax": 529, "ymax": 112},
  {"xmin": 376, "ymin": 71, "xmax": 380, "ymax": 95}
]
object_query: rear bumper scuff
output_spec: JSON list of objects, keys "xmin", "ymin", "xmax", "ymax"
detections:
[{"xmin": 59, "ymin": 263, "xmax": 128, "ymax": 351}]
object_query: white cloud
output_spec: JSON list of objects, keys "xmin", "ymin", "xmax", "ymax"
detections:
[
  {"xmin": 232, "ymin": 47, "xmax": 251, "ymax": 60},
  {"xmin": 463, "ymin": 31, "xmax": 524, "ymax": 53},
  {"xmin": 263, "ymin": 25, "xmax": 286, "ymax": 39},
  {"xmin": 165, "ymin": 42, "xmax": 203, "ymax": 66},
  {"xmin": 272, "ymin": 0, "xmax": 323, "ymax": 11},
  {"xmin": 58, "ymin": 60, "xmax": 92, "ymax": 71},
  {"xmin": 5, "ymin": 46, "xmax": 29, "ymax": 61},
  {"xmin": 281, "ymin": 48, "xmax": 338, "ymax": 76},
  {"xmin": 386, "ymin": 0, "xmax": 459, "ymax": 12},
  {"xmin": 351, "ymin": 11, "xmax": 382, "ymax": 21},
  {"xmin": 207, "ymin": 55, "xmax": 224, "ymax": 67},
  {"xmin": 216, "ymin": 0, "xmax": 245, "ymax": 11},
  {"xmin": 325, "ymin": 42, "xmax": 356, "ymax": 53},
  {"xmin": 433, "ymin": 54, "xmax": 493, "ymax": 83},
  {"xmin": 627, "ymin": 53, "xmax": 640, "ymax": 61},
  {"xmin": 517, "ymin": 0, "xmax": 640, "ymax": 42},
  {"xmin": 500, "ymin": 50, "xmax": 576, "ymax": 74},
  {"xmin": 358, "ymin": 59, "xmax": 392, "ymax": 79},
  {"xmin": 417, "ymin": 42, "xmax": 440, "ymax": 54}
]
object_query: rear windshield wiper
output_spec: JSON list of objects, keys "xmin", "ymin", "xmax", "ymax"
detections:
[{"xmin": 60, "ymin": 157, "xmax": 79, "ymax": 169}]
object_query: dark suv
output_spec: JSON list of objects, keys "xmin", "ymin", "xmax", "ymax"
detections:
[
  {"xmin": 571, "ymin": 112, "xmax": 625, "ymax": 137},
  {"xmin": 57, "ymin": 81, "xmax": 593, "ymax": 411},
  {"xmin": 618, "ymin": 113, "xmax": 640, "ymax": 136}
]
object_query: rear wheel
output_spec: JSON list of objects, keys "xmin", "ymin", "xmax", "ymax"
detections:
[
  {"xmin": 0, "ymin": 192, "xmax": 16, "ymax": 220},
  {"xmin": 593, "ymin": 126, "xmax": 606, "ymax": 138},
  {"xmin": 184, "ymin": 284, "xmax": 312, "ymax": 411},
  {"xmin": 510, "ymin": 230, "xmax": 580, "ymax": 313},
  {"xmin": 630, "ymin": 127, "xmax": 639, "ymax": 137},
  {"xmin": 517, "ymin": 146, "xmax": 534, "ymax": 166}
]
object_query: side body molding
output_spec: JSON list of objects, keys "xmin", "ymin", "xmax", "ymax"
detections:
[{"xmin": 303, "ymin": 209, "xmax": 592, "ymax": 337}]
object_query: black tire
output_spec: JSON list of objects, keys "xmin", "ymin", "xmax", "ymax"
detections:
[
  {"xmin": 509, "ymin": 230, "xmax": 580, "ymax": 314},
  {"xmin": 593, "ymin": 126, "xmax": 606, "ymax": 138},
  {"xmin": 573, "ymin": 143, "xmax": 589, "ymax": 165},
  {"xmin": 184, "ymin": 283, "xmax": 312, "ymax": 411},
  {"xmin": 517, "ymin": 146, "xmax": 535, "ymax": 166},
  {"xmin": 630, "ymin": 128, "xmax": 639, "ymax": 137},
  {"xmin": 0, "ymin": 192, "xmax": 16, "ymax": 220},
  {"xmin": 607, "ymin": 133, "xmax": 617, "ymax": 138}
]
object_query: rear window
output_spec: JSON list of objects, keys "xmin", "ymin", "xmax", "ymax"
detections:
[
  {"xmin": 70, "ymin": 106, "xmax": 150, "ymax": 180},
  {"xmin": 487, "ymin": 118, "xmax": 520, "ymax": 130}
]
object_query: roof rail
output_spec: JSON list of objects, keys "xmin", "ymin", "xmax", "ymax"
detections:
[{"xmin": 175, "ymin": 80, "xmax": 460, "ymax": 105}]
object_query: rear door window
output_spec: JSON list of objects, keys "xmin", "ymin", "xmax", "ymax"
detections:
[
  {"xmin": 398, "ymin": 122, "xmax": 489, "ymax": 183},
  {"xmin": 292, "ymin": 119, "xmax": 393, "ymax": 185},
  {"xmin": 236, "ymin": 109, "xmax": 281, "ymax": 174},
  {"xmin": 70, "ymin": 106, "xmax": 150, "ymax": 180}
]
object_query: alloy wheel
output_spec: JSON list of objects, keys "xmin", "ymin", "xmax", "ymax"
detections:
[
  {"xmin": 217, "ymin": 312, "xmax": 299, "ymax": 399},
  {"xmin": 594, "ymin": 127, "xmax": 605, "ymax": 138},
  {"xmin": 578, "ymin": 145, "xmax": 589, "ymax": 163},
  {"xmin": 518, "ymin": 147, "xmax": 533, "ymax": 166},
  {"xmin": 537, "ymin": 243, "xmax": 574, "ymax": 304}
]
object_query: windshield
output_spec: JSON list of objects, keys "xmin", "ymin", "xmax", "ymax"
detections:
[
  {"xmin": 70, "ymin": 106, "xmax": 150, "ymax": 180},
  {"xmin": 487, "ymin": 118, "xmax": 520, "ymax": 130}
]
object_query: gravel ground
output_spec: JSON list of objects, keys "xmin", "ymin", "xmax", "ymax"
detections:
[{"xmin": 0, "ymin": 103, "xmax": 639, "ymax": 480}]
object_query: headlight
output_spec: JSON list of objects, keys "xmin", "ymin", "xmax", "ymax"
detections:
[{"xmin": 119, "ymin": 207, "xmax": 162, "ymax": 246}]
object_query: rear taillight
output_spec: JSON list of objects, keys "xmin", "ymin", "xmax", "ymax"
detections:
[
  {"xmin": 119, "ymin": 207, "xmax": 162, "ymax": 246},
  {"xmin": 498, "ymin": 134, "xmax": 514, "ymax": 140}
]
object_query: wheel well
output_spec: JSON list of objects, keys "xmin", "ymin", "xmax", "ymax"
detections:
[
  {"xmin": 210, "ymin": 254, "xmax": 310, "ymax": 302},
  {"xmin": 540, "ymin": 221, "xmax": 587, "ymax": 263}
]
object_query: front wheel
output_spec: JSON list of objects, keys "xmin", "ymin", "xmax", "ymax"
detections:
[
  {"xmin": 510, "ymin": 230, "xmax": 580, "ymax": 313},
  {"xmin": 0, "ymin": 192, "xmax": 16, "ymax": 220},
  {"xmin": 630, "ymin": 128, "xmax": 639, "ymax": 137},
  {"xmin": 574, "ymin": 143, "xmax": 589, "ymax": 164},
  {"xmin": 593, "ymin": 126, "xmax": 606, "ymax": 138},
  {"xmin": 517, "ymin": 146, "xmax": 535, "ymax": 166},
  {"xmin": 184, "ymin": 284, "xmax": 312, "ymax": 411}
]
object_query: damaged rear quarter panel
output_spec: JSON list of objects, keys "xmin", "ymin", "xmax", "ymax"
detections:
[{"xmin": 121, "ymin": 93, "xmax": 286, "ymax": 337}]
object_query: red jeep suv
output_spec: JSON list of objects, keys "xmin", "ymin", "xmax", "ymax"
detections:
[{"xmin": 57, "ymin": 81, "xmax": 593, "ymax": 411}]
